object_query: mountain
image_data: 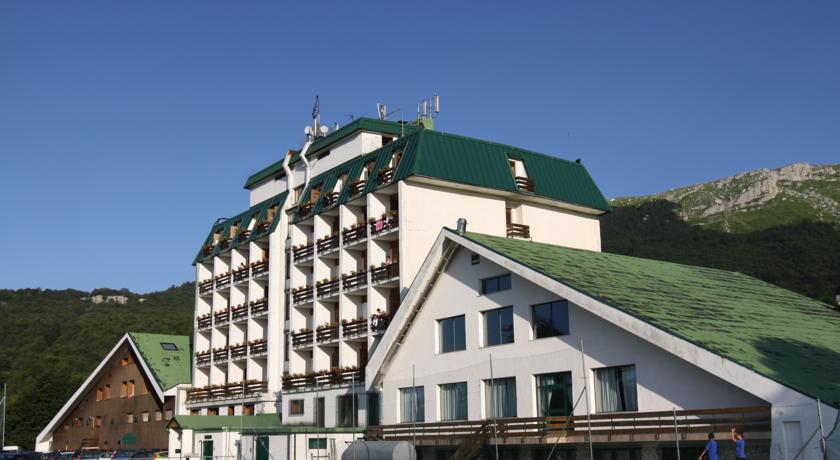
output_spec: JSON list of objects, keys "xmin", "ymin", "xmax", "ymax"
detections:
[
  {"xmin": 0, "ymin": 283, "xmax": 194, "ymax": 450},
  {"xmin": 610, "ymin": 163, "xmax": 840, "ymax": 233},
  {"xmin": 601, "ymin": 163, "xmax": 840, "ymax": 307}
]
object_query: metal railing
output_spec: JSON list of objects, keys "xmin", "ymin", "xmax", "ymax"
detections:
[
  {"xmin": 371, "ymin": 263, "xmax": 399, "ymax": 284},
  {"xmin": 506, "ymin": 223, "xmax": 531, "ymax": 239},
  {"xmin": 293, "ymin": 243, "xmax": 314, "ymax": 262}
]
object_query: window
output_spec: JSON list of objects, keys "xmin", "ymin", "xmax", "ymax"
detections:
[
  {"xmin": 438, "ymin": 315, "xmax": 466, "ymax": 353},
  {"xmin": 484, "ymin": 377, "xmax": 517, "ymax": 418},
  {"xmin": 104, "ymin": 384, "xmax": 110, "ymax": 400},
  {"xmin": 208, "ymin": 407, "xmax": 219, "ymax": 416},
  {"xmin": 471, "ymin": 254, "xmax": 480, "ymax": 265},
  {"xmin": 337, "ymin": 394, "xmax": 359, "ymax": 427},
  {"xmin": 164, "ymin": 410, "xmax": 172, "ymax": 420},
  {"xmin": 127, "ymin": 380, "xmax": 135, "ymax": 397},
  {"xmin": 161, "ymin": 342, "xmax": 178, "ymax": 351},
  {"xmin": 141, "ymin": 412, "xmax": 150, "ymax": 422},
  {"xmin": 308, "ymin": 438, "xmax": 327, "ymax": 450},
  {"xmin": 125, "ymin": 413, "xmax": 134, "ymax": 424},
  {"xmin": 481, "ymin": 274, "xmax": 511, "ymax": 295},
  {"xmin": 484, "ymin": 306, "xmax": 514, "ymax": 346},
  {"xmin": 95, "ymin": 416, "xmax": 103, "ymax": 427},
  {"xmin": 532, "ymin": 300, "xmax": 570, "ymax": 338},
  {"xmin": 399, "ymin": 386, "xmax": 425, "ymax": 423},
  {"xmin": 120, "ymin": 381, "xmax": 127, "ymax": 398},
  {"xmin": 227, "ymin": 406, "xmax": 235, "ymax": 416},
  {"xmin": 154, "ymin": 411, "xmax": 162, "ymax": 422},
  {"xmin": 96, "ymin": 387, "xmax": 103, "ymax": 401},
  {"xmin": 439, "ymin": 382, "xmax": 468, "ymax": 421},
  {"xmin": 536, "ymin": 372, "xmax": 573, "ymax": 416},
  {"xmin": 243, "ymin": 404, "xmax": 254, "ymax": 416},
  {"xmin": 367, "ymin": 393, "xmax": 380, "ymax": 427},
  {"xmin": 594, "ymin": 365, "xmax": 638, "ymax": 413},
  {"xmin": 293, "ymin": 185, "xmax": 303, "ymax": 202},
  {"xmin": 289, "ymin": 399, "xmax": 304, "ymax": 415}
]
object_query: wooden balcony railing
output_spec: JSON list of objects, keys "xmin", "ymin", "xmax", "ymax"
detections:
[
  {"xmin": 187, "ymin": 381, "xmax": 268, "ymax": 403},
  {"xmin": 293, "ymin": 243, "xmax": 314, "ymax": 262},
  {"xmin": 342, "ymin": 225, "xmax": 367, "ymax": 245},
  {"xmin": 229, "ymin": 343, "xmax": 247, "ymax": 359},
  {"xmin": 212, "ymin": 347, "xmax": 229, "ymax": 362},
  {"xmin": 349, "ymin": 179, "xmax": 366, "ymax": 197},
  {"xmin": 251, "ymin": 259, "xmax": 268, "ymax": 277},
  {"xmin": 316, "ymin": 235, "xmax": 339, "ymax": 253},
  {"xmin": 506, "ymin": 223, "xmax": 531, "ymax": 239},
  {"xmin": 377, "ymin": 166, "xmax": 395, "ymax": 184},
  {"xmin": 232, "ymin": 266, "xmax": 249, "ymax": 283},
  {"xmin": 341, "ymin": 318, "xmax": 368, "ymax": 337},
  {"xmin": 366, "ymin": 406, "xmax": 772, "ymax": 445},
  {"xmin": 371, "ymin": 262, "xmax": 399, "ymax": 284},
  {"xmin": 341, "ymin": 271, "xmax": 367, "ymax": 291},
  {"xmin": 198, "ymin": 279, "xmax": 214, "ymax": 295},
  {"xmin": 370, "ymin": 215, "xmax": 398, "ymax": 235},
  {"xmin": 231, "ymin": 304, "xmax": 249, "ymax": 321},
  {"xmin": 244, "ymin": 380, "xmax": 268, "ymax": 395},
  {"xmin": 215, "ymin": 272, "xmax": 231, "ymax": 289},
  {"xmin": 316, "ymin": 279, "xmax": 340, "ymax": 298},
  {"xmin": 316, "ymin": 325, "xmax": 339, "ymax": 342},
  {"xmin": 292, "ymin": 287, "xmax": 314, "ymax": 304},
  {"xmin": 514, "ymin": 176, "xmax": 535, "ymax": 192},
  {"xmin": 186, "ymin": 387, "xmax": 211, "ymax": 402},
  {"xmin": 254, "ymin": 220, "xmax": 272, "ymax": 236},
  {"xmin": 321, "ymin": 191, "xmax": 339, "ymax": 208},
  {"xmin": 197, "ymin": 315, "xmax": 212, "ymax": 330},
  {"xmin": 202, "ymin": 244, "xmax": 215, "ymax": 257},
  {"xmin": 226, "ymin": 382, "xmax": 244, "ymax": 399},
  {"xmin": 249, "ymin": 339, "xmax": 267, "ymax": 355},
  {"xmin": 237, "ymin": 229, "xmax": 251, "ymax": 242},
  {"xmin": 291, "ymin": 331, "xmax": 314, "ymax": 347},
  {"xmin": 282, "ymin": 367, "xmax": 365, "ymax": 391},
  {"xmin": 250, "ymin": 298, "xmax": 268, "ymax": 316},
  {"xmin": 195, "ymin": 351, "xmax": 211, "ymax": 366},
  {"xmin": 213, "ymin": 309, "xmax": 230, "ymax": 326}
]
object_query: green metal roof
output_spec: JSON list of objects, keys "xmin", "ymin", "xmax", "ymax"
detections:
[
  {"xmin": 289, "ymin": 128, "xmax": 609, "ymax": 223},
  {"xmin": 243, "ymin": 118, "xmax": 416, "ymax": 189},
  {"xmin": 193, "ymin": 191, "xmax": 288, "ymax": 264},
  {"xmin": 461, "ymin": 232, "xmax": 840, "ymax": 408},
  {"xmin": 128, "ymin": 332, "xmax": 191, "ymax": 391},
  {"xmin": 169, "ymin": 414, "xmax": 283, "ymax": 431}
]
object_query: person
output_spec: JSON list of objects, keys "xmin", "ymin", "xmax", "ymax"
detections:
[
  {"xmin": 385, "ymin": 255, "xmax": 392, "ymax": 265},
  {"xmin": 732, "ymin": 427, "xmax": 746, "ymax": 459},
  {"xmin": 699, "ymin": 433, "xmax": 718, "ymax": 460}
]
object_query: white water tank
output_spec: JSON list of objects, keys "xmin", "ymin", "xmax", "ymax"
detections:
[{"xmin": 341, "ymin": 440, "xmax": 417, "ymax": 460}]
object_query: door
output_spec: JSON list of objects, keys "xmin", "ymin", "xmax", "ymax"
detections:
[
  {"xmin": 255, "ymin": 436, "xmax": 269, "ymax": 460},
  {"xmin": 315, "ymin": 397, "xmax": 325, "ymax": 427},
  {"xmin": 202, "ymin": 440, "xmax": 213, "ymax": 460}
]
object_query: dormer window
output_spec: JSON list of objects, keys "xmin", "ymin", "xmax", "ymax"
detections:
[
  {"xmin": 267, "ymin": 206, "xmax": 278, "ymax": 221},
  {"xmin": 390, "ymin": 149, "xmax": 402, "ymax": 170},
  {"xmin": 363, "ymin": 161, "xmax": 376, "ymax": 180},
  {"xmin": 229, "ymin": 221, "xmax": 241, "ymax": 238},
  {"xmin": 293, "ymin": 185, "xmax": 303, "ymax": 203},
  {"xmin": 309, "ymin": 185, "xmax": 322, "ymax": 203},
  {"xmin": 508, "ymin": 157, "xmax": 534, "ymax": 192},
  {"xmin": 335, "ymin": 174, "xmax": 347, "ymax": 193},
  {"xmin": 247, "ymin": 213, "xmax": 259, "ymax": 231},
  {"xmin": 382, "ymin": 135, "xmax": 394, "ymax": 146}
]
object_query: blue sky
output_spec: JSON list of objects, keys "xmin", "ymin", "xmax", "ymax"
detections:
[{"xmin": 1, "ymin": 1, "xmax": 839, "ymax": 292}]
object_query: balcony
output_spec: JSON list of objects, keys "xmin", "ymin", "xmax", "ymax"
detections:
[
  {"xmin": 186, "ymin": 381, "xmax": 268, "ymax": 403},
  {"xmin": 195, "ymin": 351, "xmax": 211, "ymax": 366},
  {"xmin": 293, "ymin": 243, "xmax": 314, "ymax": 262},
  {"xmin": 212, "ymin": 346, "xmax": 229, "ymax": 363},
  {"xmin": 321, "ymin": 191, "xmax": 339, "ymax": 208},
  {"xmin": 282, "ymin": 366, "xmax": 365, "ymax": 392},
  {"xmin": 231, "ymin": 304, "xmax": 249, "ymax": 321},
  {"xmin": 348, "ymin": 179, "xmax": 366, "ymax": 197},
  {"xmin": 237, "ymin": 229, "xmax": 251, "ymax": 243},
  {"xmin": 298, "ymin": 202, "xmax": 313, "ymax": 217},
  {"xmin": 341, "ymin": 318, "xmax": 367, "ymax": 338},
  {"xmin": 292, "ymin": 286, "xmax": 314, "ymax": 304},
  {"xmin": 506, "ymin": 223, "xmax": 531, "ymax": 239},
  {"xmin": 251, "ymin": 259, "xmax": 268, "ymax": 278},
  {"xmin": 371, "ymin": 262, "xmax": 399, "ymax": 284},
  {"xmin": 316, "ymin": 323, "xmax": 339, "ymax": 343},
  {"xmin": 316, "ymin": 279, "xmax": 340, "ymax": 298},
  {"xmin": 370, "ymin": 312, "xmax": 392, "ymax": 335},
  {"xmin": 377, "ymin": 166, "xmax": 395, "ymax": 185},
  {"xmin": 232, "ymin": 265, "xmax": 249, "ymax": 284},
  {"xmin": 198, "ymin": 279, "xmax": 214, "ymax": 295},
  {"xmin": 254, "ymin": 219, "xmax": 272, "ymax": 237},
  {"xmin": 367, "ymin": 406, "xmax": 771, "ymax": 446},
  {"xmin": 291, "ymin": 329, "xmax": 314, "ymax": 348},
  {"xmin": 215, "ymin": 272, "xmax": 231, "ymax": 289},
  {"xmin": 316, "ymin": 234, "xmax": 339, "ymax": 254},
  {"xmin": 250, "ymin": 297, "xmax": 268, "ymax": 316},
  {"xmin": 186, "ymin": 387, "xmax": 211, "ymax": 402},
  {"xmin": 341, "ymin": 270, "xmax": 367, "ymax": 292},
  {"xmin": 213, "ymin": 308, "xmax": 230, "ymax": 326},
  {"xmin": 249, "ymin": 339, "xmax": 267, "ymax": 356},
  {"xmin": 219, "ymin": 237, "xmax": 232, "ymax": 251},
  {"xmin": 514, "ymin": 176, "xmax": 535, "ymax": 192},
  {"xmin": 342, "ymin": 225, "xmax": 367, "ymax": 246},
  {"xmin": 370, "ymin": 212, "xmax": 398, "ymax": 236},
  {"xmin": 244, "ymin": 380, "xmax": 268, "ymax": 395},
  {"xmin": 201, "ymin": 243, "xmax": 215, "ymax": 257},
  {"xmin": 229, "ymin": 343, "xmax": 247, "ymax": 360},
  {"xmin": 197, "ymin": 314, "xmax": 212, "ymax": 330}
]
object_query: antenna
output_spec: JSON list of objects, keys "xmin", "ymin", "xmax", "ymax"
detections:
[
  {"xmin": 377, "ymin": 103, "xmax": 387, "ymax": 120},
  {"xmin": 433, "ymin": 94, "xmax": 440, "ymax": 114}
]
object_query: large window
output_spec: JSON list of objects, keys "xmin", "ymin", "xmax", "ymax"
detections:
[
  {"xmin": 399, "ymin": 386, "xmax": 425, "ymax": 423},
  {"xmin": 536, "ymin": 372, "xmax": 573, "ymax": 416},
  {"xmin": 532, "ymin": 300, "xmax": 570, "ymax": 338},
  {"xmin": 481, "ymin": 274, "xmax": 511, "ymax": 295},
  {"xmin": 337, "ymin": 394, "xmax": 359, "ymax": 427},
  {"xmin": 438, "ymin": 315, "xmax": 466, "ymax": 353},
  {"xmin": 439, "ymin": 382, "xmax": 468, "ymax": 421},
  {"xmin": 484, "ymin": 306, "xmax": 514, "ymax": 346},
  {"xmin": 594, "ymin": 365, "xmax": 638, "ymax": 413},
  {"xmin": 289, "ymin": 399, "xmax": 304, "ymax": 415},
  {"xmin": 484, "ymin": 377, "xmax": 517, "ymax": 418}
]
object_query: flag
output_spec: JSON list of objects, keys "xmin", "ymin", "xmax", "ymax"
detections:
[{"xmin": 312, "ymin": 95, "xmax": 320, "ymax": 119}]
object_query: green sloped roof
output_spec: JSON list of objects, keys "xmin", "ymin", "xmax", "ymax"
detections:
[
  {"xmin": 168, "ymin": 414, "xmax": 364, "ymax": 433},
  {"xmin": 128, "ymin": 333, "xmax": 191, "ymax": 391},
  {"xmin": 243, "ymin": 118, "xmax": 416, "ymax": 189},
  {"xmin": 461, "ymin": 231, "xmax": 840, "ymax": 408}
]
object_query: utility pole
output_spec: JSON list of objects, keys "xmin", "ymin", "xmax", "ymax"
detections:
[{"xmin": 1, "ymin": 383, "xmax": 6, "ymax": 451}]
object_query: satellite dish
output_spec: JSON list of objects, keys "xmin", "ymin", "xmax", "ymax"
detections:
[
  {"xmin": 304, "ymin": 126, "xmax": 312, "ymax": 135},
  {"xmin": 319, "ymin": 125, "xmax": 329, "ymax": 135}
]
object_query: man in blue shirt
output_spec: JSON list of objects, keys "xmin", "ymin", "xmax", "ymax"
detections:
[
  {"xmin": 699, "ymin": 433, "xmax": 719, "ymax": 460},
  {"xmin": 732, "ymin": 427, "xmax": 747, "ymax": 459}
]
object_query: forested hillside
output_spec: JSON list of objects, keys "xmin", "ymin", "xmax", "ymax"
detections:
[{"xmin": 0, "ymin": 283, "xmax": 194, "ymax": 449}]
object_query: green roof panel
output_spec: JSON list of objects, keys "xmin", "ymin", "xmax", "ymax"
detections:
[{"xmin": 128, "ymin": 333, "xmax": 191, "ymax": 391}]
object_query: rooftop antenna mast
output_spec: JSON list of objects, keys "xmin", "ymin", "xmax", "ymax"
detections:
[{"xmin": 417, "ymin": 94, "xmax": 441, "ymax": 120}]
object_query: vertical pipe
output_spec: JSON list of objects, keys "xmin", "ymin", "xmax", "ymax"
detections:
[
  {"xmin": 412, "ymin": 365, "xmax": 417, "ymax": 448},
  {"xmin": 490, "ymin": 354, "xmax": 499, "ymax": 460},
  {"xmin": 674, "ymin": 407, "xmax": 681, "ymax": 460},
  {"xmin": 580, "ymin": 341, "xmax": 594, "ymax": 460},
  {"xmin": 817, "ymin": 399, "xmax": 826, "ymax": 456}
]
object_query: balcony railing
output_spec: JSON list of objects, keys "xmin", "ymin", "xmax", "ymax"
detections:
[
  {"xmin": 229, "ymin": 343, "xmax": 247, "ymax": 360},
  {"xmin": 506, "ymin": 223, "xmax": 531, "ymax": 239},
  {"xmin": 292, "ymin": 287, "xmax": 314, "ymax": 304},
  {"xmin": 316, "ymin": 235, "xmax": 339, "ymax": 253},
  {"xmin": 341, "ymin": 318, "xmax": 368, "ymax": 337},
  {"xmin": 514, "ymin": 176, "xmax": 535, "ymax": 192},
  {"xmin": 316, "ymin": 325, "xmax": 339, "ymax": 342},
  {"xmin": 298, "ymin": 202, "xmax": 313, "ymax": 216},
  {"xmin": 219, "ymin": 237, "xmax": 232, "ymax": 251},
  {"xmin": 366, "ymin": 406, "xmax": 772, "ymax": 445},
  {"xmin": 291, "ymin": 331, "xmax": 314, "ymax": 347},
  {"xmin": 316, "ymin": 279, "xmax": 340, "ymax": 298},
  {"xmin": 186, "ymin": 381, "xmax": 268, "ymax": 403},
  {"xmin": 197, "ymin": 315, "xmax": 212, "ymax": 330},
  {"xmin": 321, "ymin": 191, "xmax": 339, "ymax": 208},
  {"xmin": 348, "ymin": 179, "xmax": 366, "ymax": 197},
  {"xmin": 212, "ymin": 347, "xmax": 229, "ymax": 362},
  {"xmin": 198, "ymin": 280, "xmax": 214, "ymax": 295},
  {"xmin": 232, "ymin": 266, "xmax": 249, "ymax": 283},
  {"xmin": 341, "ymin": 271, "xmax": 367, "ymax": 291},
  {"xmin": 251, "ymin": 259, "xmax": 268, "ymax": 277},
  {"xmin": 293, "ymin": 243, "xmax": 314, "ymax": 262},
  {"xmin": 370, "ymin": 215, "xmax": 398, "ymax": 235},
  {"xmin": 213, "ymin": 309, "xmax": 230, "ymax": 326},
  {"xmin": 377, "ymin": 166, "xmax": 395, "ymax": 184},
  {"xmin": 249, "ymin": 339, "xmax": 267, "ymax": 355},
  {"xmin": 342, "ymin": 225, "xmax": 367, "ymax": 245},
  {"xmin": 371, "ymin": 262, "xmax": 399, "ymax": 284},
  {"xmin": 282, "ymin": 367, "xmax": 365, "ymax": 392},
  {"xmin": 195, "ymin": 351, "xmax": 211, "ymax": 366},
  {"xmin": 237, "ymin": 229, "xmax": 251, "ymax": 242},
  {"xmin": 215, "ymin": 272, "xmax": 231, "ymax": 289},
  {"xmin": 250, "ymin": 298, "xmax": 268, "ymax": 316},
  {"xmin": 201, "ymin": 244, "xmax": 215, "ymax": 257},
  {"xmin": 254, "ymin": 220, "xmax": 272, "ymax": 236},
  {"xmin": 244, "ymin": 380, "xmax": 268, "ymax": 395},
  {"xmin": 231, "ymin": 304, "xmax": 249, "ymax": 321}
]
